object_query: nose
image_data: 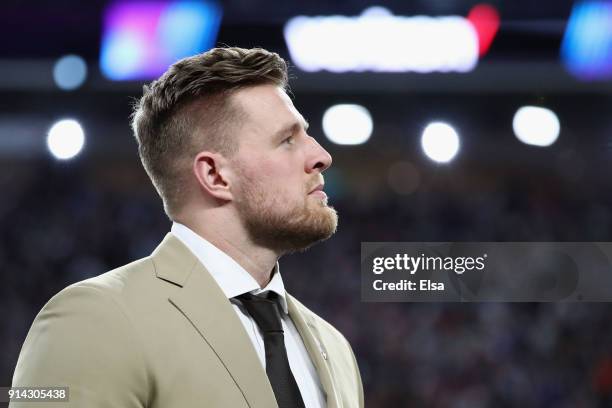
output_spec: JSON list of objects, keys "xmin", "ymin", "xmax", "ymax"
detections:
[{"xmin": 305, "ymin": 136, "xmax": 332, "ymax": 173}]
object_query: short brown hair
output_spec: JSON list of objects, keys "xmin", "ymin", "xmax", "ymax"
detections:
[{"xmin": 131, "ymin": 47, "xmax": 288, "ymax": 218}]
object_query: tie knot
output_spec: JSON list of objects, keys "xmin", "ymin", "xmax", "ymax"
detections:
[{"xmin": 236, "ymin": 293, "xmax": 283, "ymax": 334}]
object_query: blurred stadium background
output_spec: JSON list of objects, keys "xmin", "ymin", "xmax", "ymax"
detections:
[{"xmin": 2, "ymin": 0, "xmax": 612, "ymax": 406}]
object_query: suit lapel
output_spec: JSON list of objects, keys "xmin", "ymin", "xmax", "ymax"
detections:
[
  {"xmin": 152, "ymin": 234, "xmax": 278, "ymax": 408},
  {"xmin": 287, "ymin": 295, "xmax": 340, "ymax": 408}
]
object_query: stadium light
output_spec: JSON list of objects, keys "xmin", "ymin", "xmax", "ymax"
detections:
[
  {"xmin": 421, "ymin": 122, "xmax": 460, "ymax": 163},
  {"xmin": 47, "ymin": 119, "xmax": 85, "ymax": 160},
  {"xmin": 322, "ymin": 104, "xmax": 373, "ymax": 145},
  {"xmin": 284, "ymin": 6, "xmax": 481, "ymax": 73},
  {"xmin": 512, "ymin": 106, "xmax": 560, "ymax": 147}
]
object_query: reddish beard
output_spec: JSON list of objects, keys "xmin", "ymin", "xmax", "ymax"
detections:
[{"xmin": 234, "ymin": 174, "xmax": 338, "ymax": 253}]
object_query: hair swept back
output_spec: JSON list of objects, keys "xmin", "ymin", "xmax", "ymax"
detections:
[{"xmin": 131, "ymin": 47, "xmax": 289, "ymax": 218}]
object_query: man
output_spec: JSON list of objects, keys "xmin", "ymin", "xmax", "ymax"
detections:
[{"xmin": 11, "ymin": 47, "xmax": 363, "ymax": 408}]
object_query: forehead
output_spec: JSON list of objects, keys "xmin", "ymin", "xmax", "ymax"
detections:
[{"xmin": 231, "ymin": 84, "xmax": 303, "ymax": 134}]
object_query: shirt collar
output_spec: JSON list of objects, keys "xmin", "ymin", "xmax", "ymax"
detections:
[{"xmin": 170, "ymin": 222, "xmax": 288, "ymax": 314}]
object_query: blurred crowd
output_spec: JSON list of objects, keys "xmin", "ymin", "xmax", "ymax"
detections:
[{"xmin": 2, "ymin": 158, "xmax": 612, "ymax": 407}]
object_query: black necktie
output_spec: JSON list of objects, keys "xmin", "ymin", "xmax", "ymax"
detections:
[{"xmin": 236, "ymin": 292, "xmax": 306, "ymax": 408}]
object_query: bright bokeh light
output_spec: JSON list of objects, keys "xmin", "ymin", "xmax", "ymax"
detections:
[
  {"xmin": 53, "ymin": 55, "xmax": 88, "ymax": 90},
  {"xmin": 467, "ymin": 4, "xmax": 500, "ymax": 56},
  {"xmin": 512, "ymin": 106, "xmax": 560, "ymax": 147},
  {"xmin": 100, "ymin": 0, "xmax": 222, "ymax": 80},
  {"xmin": 420, "ymin": 122, "xmax": 460, "ymax": 163},
  {"xmin": 284, "ymin": 7, "xmax": 479, "ymax": 73},
  {"xmin": 47, "ymin": 119, "xmax": 85, "ymax": 160},
  {"xmin": 561, "ymin": 1, "xmax": 612, "ymax": 80},
  {"xmin": 322, "ymin": 104, "xmax": 373, "ymax": 145}
]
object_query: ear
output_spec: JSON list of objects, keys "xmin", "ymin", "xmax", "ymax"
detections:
[{"xmin": 193, "ymin": 151, "xmax": 234, "ymax": 201}]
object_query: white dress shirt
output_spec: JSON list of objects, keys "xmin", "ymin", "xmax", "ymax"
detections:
[{"xmin": 171, "ymin": 222, "xmax": 326, "ymax": 408}]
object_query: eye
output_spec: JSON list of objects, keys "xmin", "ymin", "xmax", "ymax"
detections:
[{"xmin": 282, "ymin": 135, "xmax": 295, "ymax": 145}]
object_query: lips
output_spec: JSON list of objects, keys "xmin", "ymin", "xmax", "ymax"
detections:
[
  {"xmin": 308, "ymin": 183, "xmax": 327, "ymax": 200},
  {"xmin": 308, "ymin": 183, "xmax": 324, "ymax": 194}
]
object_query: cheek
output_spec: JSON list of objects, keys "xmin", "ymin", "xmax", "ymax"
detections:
[
  {"xmin": 263, "ymin": 176, "xmax": 305, "ymax": 206},
  {"xmin": 259, "ymin": 162, "xmax": 303, "ymax": 189},
  {"xmin": 270, "ymin": 178, "xmax": 303, "ymax": 200},
  {"xmin": 239, "ymin": 154, "xmax": 306, "ymax": 199}
]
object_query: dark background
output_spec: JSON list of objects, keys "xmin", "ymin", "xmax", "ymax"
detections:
[{"xmin": 2, "ymin": 1, "xmax": 612, "ymax": 406}]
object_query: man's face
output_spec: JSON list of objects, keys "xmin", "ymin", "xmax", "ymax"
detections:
[{"xmin": 229, "ymin": 84, "xmax": 337, "ymax": 253}]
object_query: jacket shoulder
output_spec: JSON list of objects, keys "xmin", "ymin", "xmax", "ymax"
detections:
[
  {"xmin": 12, "ymin": 259, "xmax": 153, "ymax": 406},
  {"xmin": 67, "ymin": 256, "xmax": 154, "ymax": 296}
]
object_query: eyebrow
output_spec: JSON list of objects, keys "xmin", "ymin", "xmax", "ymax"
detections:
[{"xmin": 273, "ymin": 118, "xmax": 310, "ymax": 140}]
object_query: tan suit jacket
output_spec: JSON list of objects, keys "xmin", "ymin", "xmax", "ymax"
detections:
[{"xmin": 11, "ymin": 234, "xmax": 364, "ymax": 407}]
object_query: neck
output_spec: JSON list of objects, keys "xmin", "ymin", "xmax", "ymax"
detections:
[{"xmin": 176, "ymin": 210, "xmax": 281, "ymax": 288}]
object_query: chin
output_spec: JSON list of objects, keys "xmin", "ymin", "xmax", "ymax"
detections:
[
  {"xmin": 287, "ymin": 206, "xmax": 338, "ymax": 252},
  {"xmin": 239, "ymin": 192, "xmax": 339, "ymax": 252}
]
